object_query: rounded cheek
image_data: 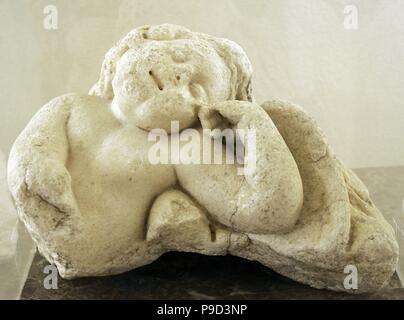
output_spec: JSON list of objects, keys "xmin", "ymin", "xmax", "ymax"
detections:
[
  {"xmin": 124, "ymin": 79, "xmax": 151, "ymax": 101},
  {"xmin": 113, "ymin": 74, "xmax": 154, "ymax": 104}
]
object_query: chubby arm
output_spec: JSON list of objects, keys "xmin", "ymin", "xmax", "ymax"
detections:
[
  {"xmin": 8, "ymin": 94, "xmax": 79, "ymax": 232},
  {"xmin": 175, "ymin": 101, "xmax": 303, "ymax": 234}
]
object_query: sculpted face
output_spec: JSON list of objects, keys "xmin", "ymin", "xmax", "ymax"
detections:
[{"xmin": 111, "ymin": 39, "xmax": 232, "ymax": 133}]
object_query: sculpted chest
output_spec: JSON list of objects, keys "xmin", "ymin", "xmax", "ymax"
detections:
[{"xmin": 67, "ymin": 105, "xmax": 175, "ymax": 188}]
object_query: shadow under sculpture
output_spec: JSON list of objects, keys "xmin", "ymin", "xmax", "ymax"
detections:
[{"xmin": 8, "ymin": 24, "xmax": 398, "ymax": 293}]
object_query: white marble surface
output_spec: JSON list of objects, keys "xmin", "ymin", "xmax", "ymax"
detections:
[
  {"xmin": 355, "ymin": 167, "xmax": 404, "ymax": 287},
  {"xmin": 1, "ymin": 1, "xmax": 404, "ymax": 169},
  {"xmin": 0, "ymin": 150, "xmax": 36, "ymax": 299},
  {"xmin": 0, "ymin": 164, "xmax": 403, "ymax": 298}
]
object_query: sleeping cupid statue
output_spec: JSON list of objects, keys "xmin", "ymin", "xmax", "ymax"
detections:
[{"xmin": 8, "ymin": 24, "xmax": 398, "ymax": 292}]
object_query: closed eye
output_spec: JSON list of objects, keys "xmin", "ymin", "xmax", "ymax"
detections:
[{"xmin": 149, "ymin": 70, "xmax": 163, "ymax": 91}]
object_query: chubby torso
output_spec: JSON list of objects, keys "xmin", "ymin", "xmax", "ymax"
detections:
[{"xmin": 66, "ymin": 95, "xmax": 177, "ymax": 242}]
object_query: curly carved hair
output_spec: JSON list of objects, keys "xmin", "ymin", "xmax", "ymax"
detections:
[{"xmin": 90, "ymin": 24, "xmax": 253, "ymax": 102}]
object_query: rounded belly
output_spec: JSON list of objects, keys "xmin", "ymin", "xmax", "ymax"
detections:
[{"xmin": 68, "ymin": 150, "xmax": 176, "ymax": 246}]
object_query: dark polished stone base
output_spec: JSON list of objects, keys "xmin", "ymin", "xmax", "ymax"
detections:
[{"xmin": 22, "ymin": 251, "xmax": 404, "ymax": 300}]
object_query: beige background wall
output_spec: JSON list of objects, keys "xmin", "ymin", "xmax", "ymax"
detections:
[{"xmin": 1, "ymin": 0, "xmax": 403, "ymax": 168}]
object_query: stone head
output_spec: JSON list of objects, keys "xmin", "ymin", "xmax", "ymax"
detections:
[{"xmin": 90, "ymin": 24, "xmax": 253, "ymax": 133}]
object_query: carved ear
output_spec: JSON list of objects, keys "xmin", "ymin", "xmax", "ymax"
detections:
[
  {"xmin": 237, "ymin": 78, "xmax": 253, "ymax": 102},
  {"xmin": 207, "ymin": 38, "xmax": 253, "ymax": 103},
  {"xmin": 247, "ymin": 79, "xmax": 253, "ymax": 102}
]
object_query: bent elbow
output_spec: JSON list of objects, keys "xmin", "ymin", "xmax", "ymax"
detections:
[
  {"xmin": 234, "ymin": 173, "xmax": 303, "ymax": 235},
  {"xmin": 271, "ymin": 175, "xmax": 304, "ymax": 233}
]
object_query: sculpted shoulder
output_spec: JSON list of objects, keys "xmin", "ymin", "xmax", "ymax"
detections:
[
  {"xmin": 25, "ymin": 93, "xmax": 110, "ymax": 126},
  {"xmin": 66, "ymin": 94, "xmax": 119, "ymax": 150}
]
